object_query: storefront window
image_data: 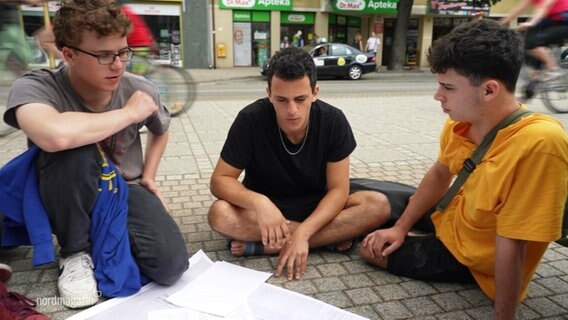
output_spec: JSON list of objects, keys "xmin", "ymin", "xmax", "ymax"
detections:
[
  {"xmin": 233, "ymin": 10, "xmax": 270, "ymax": 67},
  {"xmin": 383, "ymin": 18, "xmax": 418, "ymax": 67},
  {"xmin": 280, "ymin": 12, "xmax": 316, "ymax": 47},
  {"xmin": 253, "ymin": 23, "xmax": 270, "ymax": 67},
  {"xmin": 346, "ymin": 16, "xmax": 361, "ymax": 47}
]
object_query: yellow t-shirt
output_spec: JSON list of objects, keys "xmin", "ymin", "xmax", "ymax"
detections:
[{"xmin": 432, "ymin": 113, "xmax": 568, "ymax": 301}]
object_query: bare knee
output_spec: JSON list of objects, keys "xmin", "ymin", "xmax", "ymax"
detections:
[
  {"xmin": 359, "ymin": 245, "xmax": 388, "ymax": 269},
  {"xmin": 207, "ymin": 200, "xmax": 233, "ymax": 232},
  {"xmin": 349, "ymin": 191, "xmax": 391, "ymax": 226}
]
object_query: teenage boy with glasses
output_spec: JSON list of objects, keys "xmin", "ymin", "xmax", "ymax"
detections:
[{"xmin": 1, "ymin": 0, "xmax": 189, "ymax": 309}]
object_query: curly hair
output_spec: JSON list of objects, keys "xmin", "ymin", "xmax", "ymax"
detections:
[
  {"xmin": 53, "ymin": 0, "xmax": 131, "ymax": 50},
  {"xmin": 428, "ymin": 19, "xmax": 524, "ymax": 92},
  {"xmin": 267, "ymin": 47, "xmax": 317, "ymax": 90}
]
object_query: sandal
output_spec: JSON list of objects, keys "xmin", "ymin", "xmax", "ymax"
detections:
[{"xmin": 226, "ymin": 239, "xmax": 265, "ymax": 256}]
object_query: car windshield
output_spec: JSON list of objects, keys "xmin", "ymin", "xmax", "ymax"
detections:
[
  {"xmin": 306, "ymin": 43, "xmax": 362, "ymax": 57},
  {"xmin": 303, "ymin": 45, "xmax": 316, "ymax": 54}
]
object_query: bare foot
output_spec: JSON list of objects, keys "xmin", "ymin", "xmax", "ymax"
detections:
[
  {"xmin": 230, "ymin": 240, "xmax": 247, "ymax": 257},
  {"xmin": 335, "ymin": 240, "xmax": 353, "ymax": 252},
  {"xmin": 230, "ymin": 240, "xmax": 282, "ymax": 256}
]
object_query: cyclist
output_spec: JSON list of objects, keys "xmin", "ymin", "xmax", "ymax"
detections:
[
  {"xmin": 120, "ymin": 4, "xmax": 155, "ymax": 48},
  {"xmin": 0, "ymin": 0, "xmax": 42, "ymax": 75},
  {"xmin": 119, "ymin": 3, "xmax": 156, "ymax": 74},
  {"xmin": 500, "ymin": 0, "xmax": 568, "ymax": 81}
]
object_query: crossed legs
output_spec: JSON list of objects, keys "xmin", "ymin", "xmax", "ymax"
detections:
[{"xmin": 208, "ymin": 190, "xmax": 391, "ymax": 256}]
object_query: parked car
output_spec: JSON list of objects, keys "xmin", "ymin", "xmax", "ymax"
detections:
[{"xmin": 260, "ymin": 43, "xmax": 377, "ymax": 80}]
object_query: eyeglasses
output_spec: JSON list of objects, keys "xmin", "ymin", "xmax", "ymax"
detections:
[{"xmin": 68, "ymin": 46, "xmax": 133, "ymax": 65}]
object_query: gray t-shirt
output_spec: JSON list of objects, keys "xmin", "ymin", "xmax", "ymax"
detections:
[{"xmin": 4, "ymin": 66, "xmax": 171, "ymax": 182}]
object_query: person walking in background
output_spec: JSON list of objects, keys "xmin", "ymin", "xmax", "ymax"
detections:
[
  {"xmin": 292, "ymin": 30, "xmax": 304, "ymax": 47},
  {"xmin": 353, "ymin": 32, "xmax": 364, "ymax": 51},
  {"xmin": 360, "ymin": 19, "xmax": 568, "ymax": 319},
  {"xmin": 0, "ymin": 0, "xmax": 43, "ymax": 137},
  {"xmin": 366, "ymin": 31, "xmax": 380, "ymax": 54},
  {"xmin": 0, "ymin": 0, "xmax": 40, "ymax": 74},
  {"xmin": 280, "ymin": 36, "xmax": 291, "ymax": 49},
  {"xmin": 500, "ymin": 0, "xmax": 568, "ymax": 81}
]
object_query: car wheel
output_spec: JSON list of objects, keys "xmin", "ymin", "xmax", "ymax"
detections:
[{"xmin": 347, "ymin": 65, "xmax": 363, "ymax": 80}]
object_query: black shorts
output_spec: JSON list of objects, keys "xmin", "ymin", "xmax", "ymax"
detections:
[
  {"xmin": 387, "ymin": 234, "xmax": 475, "ymax": 284},
  {"xmin": 525, "ymin": 15, "xmax": 568, "ymax": 49},
  {"xmin": 349, "ymin": 178, "xmax": 435, "ymax": 231}
]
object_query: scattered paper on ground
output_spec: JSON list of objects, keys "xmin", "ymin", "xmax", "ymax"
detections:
[{"xmin": 67, "ymin": 250, "xmax": 369, "ymax": 320}]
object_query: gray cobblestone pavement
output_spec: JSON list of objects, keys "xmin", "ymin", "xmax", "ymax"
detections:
[{"xmin": 1, "ymin": 68, "xmax": 567, "ymax": 319}]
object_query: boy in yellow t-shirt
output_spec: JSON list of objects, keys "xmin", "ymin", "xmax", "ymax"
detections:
[{"xmin": 359, "ymin": 19, "xmax": 568, "ymax": 320}]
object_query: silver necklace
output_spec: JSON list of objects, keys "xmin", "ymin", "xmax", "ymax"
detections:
[{"xmin": 278, "ymin": 124, "xmax": 309, "ymax": 156}]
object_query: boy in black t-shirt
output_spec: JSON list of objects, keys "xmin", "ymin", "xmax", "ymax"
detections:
[{"xmin": 208, "ymin": 47, "xmax": 390, "ymax": 281}]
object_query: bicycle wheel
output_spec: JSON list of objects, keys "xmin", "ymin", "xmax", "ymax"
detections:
[
  {"xmin": 541, "ymin": 76, "xmax": 568, "ymax": 113},
  {"xmin": 144, "ymin": 64, "xmax": 195, "ymax": 117}
]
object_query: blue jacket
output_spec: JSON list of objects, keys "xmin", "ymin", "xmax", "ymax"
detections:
[
  {"xmin": 0, "ymin": 146, "xmax": 54, "ymax": 265},
  {"xmin": 0, "ymin": 146, "xmax": 143, "ymax": 297}
]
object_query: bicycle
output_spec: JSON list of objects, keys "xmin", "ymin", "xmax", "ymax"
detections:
[
  {"xmin": 128, "ymin": 48, "xmax": 195, "ymax": 117},
  {"xmin": 519, "ymin": 42, "xmax": 568, "ymax": 113}
]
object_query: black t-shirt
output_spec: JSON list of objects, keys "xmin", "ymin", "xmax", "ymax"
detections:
[{"xmin": 220, "ymin": 97, "xmax": 356, "ymax": 221}]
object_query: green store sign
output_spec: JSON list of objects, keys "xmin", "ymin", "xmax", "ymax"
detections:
[
  {"xmin": 220, "ymin": 0, "xmax": 292, "ymax": 11},
  {"xmin": 332, "ymin": 0, "xmax": 398, "ymax": 14},
  {"xmin": 281, "ymin": 12, "xmax": 315, "ymax": 24}
]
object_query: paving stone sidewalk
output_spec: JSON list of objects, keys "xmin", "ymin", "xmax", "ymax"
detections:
[{"xmin": 1, "ymin": 75, "xmax": 567, "ymax": 319}]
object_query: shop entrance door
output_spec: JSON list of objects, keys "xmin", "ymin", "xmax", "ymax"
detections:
[{"xmin": 252, "ymin": 22, "xmax": 270, "ymax": 67}]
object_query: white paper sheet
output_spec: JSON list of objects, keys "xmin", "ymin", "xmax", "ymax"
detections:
[
  {"xmin": 66, "ymin": 250, "xmax": 369, "ymax": 320},
  {"xmin": 67, "ymin": 250, "xmax": 215, "ymax": 320},
  {"xmin": 248, "ymin": 284, "xmax": 368, "ymax": 320},
  {"xmin": 166, "ymin": 261, "xmax": 271, "ymax": 317}
]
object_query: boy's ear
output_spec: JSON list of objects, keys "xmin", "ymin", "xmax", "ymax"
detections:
[{"xmin": 483, "ymin": 80, "xmax": 500, "ymax": 100}]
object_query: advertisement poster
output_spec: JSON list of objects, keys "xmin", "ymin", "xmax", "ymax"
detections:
[
  {"xmin": 233, "ymin": 22, "xmax": 252, "ymax": 66},
  {"xmin": 427, "ymin": 0, "xmax": 490, "ymax": 16}
]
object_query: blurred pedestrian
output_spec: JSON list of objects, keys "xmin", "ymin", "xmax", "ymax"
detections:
[
  {"xmin": 280, "ymin": 36, "xmax": 290, "ymax": 49},
  {"xmin": 366, "ymin": 32, "xmax": 380, "ymax": 54},
  {"xmin": 500, "ymin": 0, "xmax": 568, "ymax": 81},
  {"xmin": 292, "ymin": 30, "xmax": 304, "ymax": 47},
  {"xmin": 0, "ymin": 0, "xmax": 42, "ymax": 75},
  {"xmin": 353, "ymin": 32, "xmax": 363, "ymax": 51}
]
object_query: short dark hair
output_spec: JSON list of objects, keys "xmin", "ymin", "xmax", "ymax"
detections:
[
  {"xmin": 428, "ymin": 19, "xmax": 524, "ymax": 92},
  {"xmin": 53, "ymin": 0, "xmax": 131, "ymax": 50},
  {"xmin": 267, "ymin": 47, "xmax": 317, "ymax": 90}
]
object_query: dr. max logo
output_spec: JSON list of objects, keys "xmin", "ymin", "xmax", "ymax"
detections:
[
  {"xmin": 336, "ymin": 0, "xmax": 397, "ymax": 11},
  {"xmin": 222, "ymin": 0, "xmax": 254, "ymax": 8},
  {"xmin": 336, "ymin": 0, "xmax": 365, "ymax": 10}
]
